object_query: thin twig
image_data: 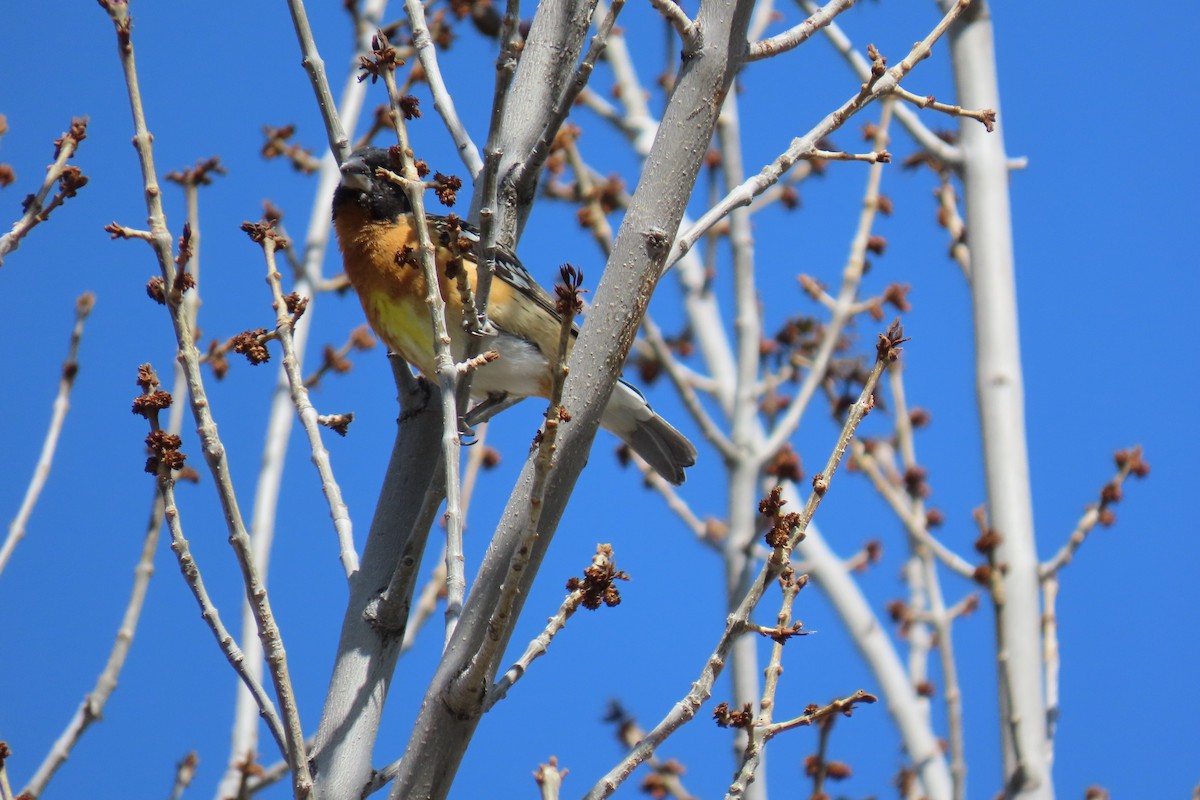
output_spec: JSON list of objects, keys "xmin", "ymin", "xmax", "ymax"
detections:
[
  {"xmin": 303, "ymin": 325, "xmax": 376, "ymax": 388},
  {"xmin": 935, "ymin": 178, "xmax": 971, "ymax": 278},
  {"xmin": 888, "ymin": 364, "xmax": 967, "ymax": 799},
  {"xmin": 722, "ymin": 570, "xmax": 804, "ymax": 796},
  {"xmin": 574, "ymin": 88, "xmax": 640, "ymax": 141},
  {"xmin": 534, "ymin": 757, "xmax": 567, "ymax": 800},
  {"xmin": 648, "ymin": 0, "xmax": 698, "ymax": 50},
  {"xmin": 0, "ymin": 293, "xmax": 94, "ymax": 576},
  {"xmin": 374, "ymin": 30, "xmax": 469, "ymax": 643},
  {"xmin": 563, "ymin": 133, "xmax": 615, "ymax": 255},
  {"xmin": 141, "ymin": 369, "xmax": 288, "ymax": 758},
  {"xmin": 670, "ymin": 0, "xmax": 975, "ymax": 268},
  {"xmin": 1039, "ymin": 448, "xmax": 1145, "ymax": 579},
  {"xmin": 808, "ymin": 147, "xmax": 891, "ymax": 163},
  {"xmin": 450, "ymin": 0, "xmax": 518, "ymax": 409},
  {"xmin": 745, "ymin": 0, "xmax": 855, "ymax": 62},
  {"xmin": 890, "ymin": 85, "xmax": 996, "ymax": 132},
  {"xmin": 457, "ymin": 267, "xmax": 584, "ymax": 696},
  {"xmin": 97, "ymin": 5, "xmax": 312, "ymax": 794},
  {"xmin": 798, "ymin": 0, "xmax": 962, "ymax": 166},
  {"xmin": 584, "ymin": 324, "xmax": 902, "ymax": 799},
  {"xmin": 223, "ymin": 13, "xmax": 383, "ymax": 786},
  {"xmin": 642, "ymin": 315, "xmax": 738, "ymax": 461},
  {"xmin": 486, "ymin": 544, "xmax": 622, "ymax": 709},
  {"xmin": 763, "ymin": 689, "xmax": 877, "ymax": 737},
  {"xmin": 283, "ymin": 0, "xmax": 353, "ymax": 161},
  {"xmin": 399, "ymin": 422, "xmax": 492, "ymax": 655},
  {"xmin": 516, "ymin": 0, "xmax": 626, "ymax": 196},
  {"xmin": 851, "ymin": 441, "xmax": 975, "ymax": 579},
  {"xmin": 0, "ymin": 118, "xmax": 89, "ymax": 267},
  {"xmin": 1042, "ymin": 573, "xmax": 1060, "ymax": 769},
  {"xmin": 253, "ymin": 226, "xmax": 359, "ymax": 576},
  {"xmin": 759, "ymin": 100, "xmax": 896, "ymax": 459},
  {"xmin": 19, "ymin": 401, "xmax": 162, "ymax": 798},
  {"xmin": 167, "ymin": 752, "xmax": 198, "ymax": 800},
  {"xmin": 973, "ymin": 504, "xmax": 1028, "ymax": 789},
  {"xmin": 593, "ymin": 0, "xmax": 658, "ymax": 154},
  {"xmin": 402, "ymin": 0, "xmax": 483, "ymax": 177}
]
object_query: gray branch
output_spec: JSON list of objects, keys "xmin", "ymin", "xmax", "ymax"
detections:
[
  {"xmin": 945, "ymin": 2, "xmax": 1052, "ymax": 797},
  {"xmin": 385, "ymin": 1, "xmax": 757, "ymax": 797}
]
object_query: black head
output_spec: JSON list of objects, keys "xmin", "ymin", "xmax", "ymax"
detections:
[{"xmin": 332, "ymin": 146, "xmax": 412, "ymax": 222}]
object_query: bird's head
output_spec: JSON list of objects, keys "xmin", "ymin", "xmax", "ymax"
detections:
[{"xmin": 332, "ymin": 146, "xmax": 412, "ymax": 222}]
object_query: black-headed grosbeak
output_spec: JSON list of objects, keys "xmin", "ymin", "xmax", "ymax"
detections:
[{"xmin": 332, "ymin": 147, "xmax": 697, "ymax": 484}]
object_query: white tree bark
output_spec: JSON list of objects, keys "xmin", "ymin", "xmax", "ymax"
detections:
[{"xmin": 946, "ymin": 2, "xmax": 1052, "ymax": 797}]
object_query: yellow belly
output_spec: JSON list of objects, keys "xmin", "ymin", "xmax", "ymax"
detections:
[{"xmin": 335, "ymin": 206, "xmax": 556, "ymax": 397}]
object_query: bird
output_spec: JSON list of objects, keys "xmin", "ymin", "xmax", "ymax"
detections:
[{"xmin": 332, "ymin": 146, "xmax": 697, "ymax": 484}]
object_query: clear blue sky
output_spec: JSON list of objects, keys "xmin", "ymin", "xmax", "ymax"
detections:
[{"xmin": 1, "ymin": 2, "xmax": 1196, "ymax": 798}]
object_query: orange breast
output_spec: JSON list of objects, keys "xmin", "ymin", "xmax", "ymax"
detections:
[{"xmin": 334, "ymin": 206, "xmax": 477, "ymax": 377}]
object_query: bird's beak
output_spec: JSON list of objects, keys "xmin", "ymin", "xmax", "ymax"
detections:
[{"xmin": 339, "ymin": 154, "xmax": 373, "ymax": 193}]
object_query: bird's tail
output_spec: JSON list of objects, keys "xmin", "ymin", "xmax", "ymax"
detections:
[{"xmin": 601, "ymin": 380, "xmax": 697, "ymax": 485}]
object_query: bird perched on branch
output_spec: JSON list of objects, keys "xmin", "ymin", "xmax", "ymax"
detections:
[{"xmin": 332, "ymin": 146, "xmax": 697, "ymax": 484}]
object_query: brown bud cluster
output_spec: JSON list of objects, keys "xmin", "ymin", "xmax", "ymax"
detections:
[
  {"xmin": 764, "ymin": 444, "xmax": 803, "ymax": 484},
  {"xmin": 232, "ymin": 329, "xmax": 271, "ymax": 365},
  {"xmin": 712, "ymin": 702, "xmax": 754, "ymax": 729},
  {"xmin": 554, "ymin": 264, "xmax": 586, "ymax": 315},
  {"xmin": 144, "ymin": 430, "xmax": 186, "ymax": 474},
  {"xmin": 565, "ymin": 544, "xmax": 629, "ymax": 610},
  {"xmin": 432, "ymin": 172, "xmax": 461, "ymax": 206},
  {"xmin": 760, "ymin": 486, "xmax": 802, "ymax": 548}
]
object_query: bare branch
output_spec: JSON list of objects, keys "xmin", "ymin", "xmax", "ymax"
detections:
[
  {"xmin": 642, "ymin": 315, "xmax": 738, "ymax": 461},
  {"xmin": 403, "ymin": 0, "xmax": 484, "ymax": 177},
  {"xmin": 670, "ymin": 0, "xmax": 974, "ymax": 267},
  {"xmin": 759, "ymin": 100, "xmax": 896, "ymax": 458},
  {"xmin": 746, "ymin": 0, "xmax": 855, "ymax": 62},
  {"xmin": 0, "ymin": 293, "xmax": 94, "ymax": 577},
  {"xmin": 765, "ymin": 689, "xmax": 878, "ymax": 736},
  {"xmin": 0, "ymin": 118, "xmax": 89, "ymax": 267},
  {"xmin": 808, "ymin": 147, "xmax": 891, "ymax": 163},
  {"xmin": 648, "ymin": 0, "xmax": 699, "ymax": 51},
  {"xmin": 517, "ymin": 0, "xmax": 626, "ymax": 195},
  {"xmin": 585, "ymin": 323, "xmax": 900, "ymax": 799},
  {"xmin": 722, "ymin": 569, "xmax": 806, "ymax": 795},
  {"xmin": 167, "ymin": 753, "xmax": 198, "ymax": 800},
  {"xmin": 96, "ymin": 4, "xmax": 312, "ymax": 793},
  {"xmin": 20, "ymin": 415, "xmax": 161, "ymax": 798},
  {"xmin": 1039, "ymin": 447, "xmax": 1147, "ymax": 579},
  {"xmin": 224, "ymin": 16, "xmax": 384, "ymax": 787},
  {"xmin": 798, "ymin": 0, "xmax": 962, "ymax": 165},
  {"xmin": 851, "ymin": 441, "xmax": 975, "ymax": 579},
  {"xmin": 487, "ymin": 544, "xmax": 626, "ymax": 709},
  {"xmin": 370, "ymin": 29, "xmax": 471, "ymax": 643},
  {"xmin": 250, "ymin": 224, "xmax": 359, "ymax": 577},
  {"xmin": 283, "ymin": 0, "xmax": 353, "ymax": 161},
  {"xmin": 1042, "ymin": 574, "xmax": 1060, "ymax": 769},
  {"xmin": 891, "ymin": 85, "xmax": 996, "ymax": 131},
  {"xmin": 935, "ymin": 178, "xmax": 971, "ymax": 278},
  {"xmin": 947, "ymin": 1, "xmax": 1049, "ymax": 789},
  {"xmin": 462, "ymin": 266, "xmax": 585, "ymax": 698},
  {"xmin": 887, "ymin": 364, "xmax": 968, "ymax": 799}
]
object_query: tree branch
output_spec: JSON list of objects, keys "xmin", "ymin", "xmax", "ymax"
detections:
[
  {"xmin": 944, "ymin": 1, "xmax": 1050, "ymax": 794},
  {"xmin": 0, "ymin": 293, "xmax": 93, "ymax": 576},
  {"xmin": 745, "ymin": 0, "xmax": 855, "ymax": 62}
]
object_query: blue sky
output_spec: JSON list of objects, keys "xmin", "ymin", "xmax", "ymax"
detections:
[{"xmin": 1, "ymin": 2, "xmax": 1196, "ymax": 799}]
